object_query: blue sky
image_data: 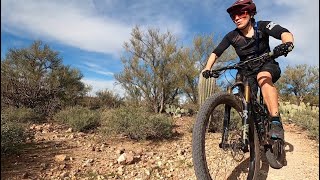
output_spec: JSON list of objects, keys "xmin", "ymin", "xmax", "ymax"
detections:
[{"xmin": 1, "ymin": 0, "xmax": 319, "ymax": 96}]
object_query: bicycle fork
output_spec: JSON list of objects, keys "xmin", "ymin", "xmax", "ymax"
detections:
[
  {"xmin": 219, "ymin": 104, "xmax": 231, "ymax": 150},
  {"xmin": 219, "ymin": 82, "xmax": 251, "ymax": 152},
  {"xmin": 219, "ymin": 83, "xmax": 250, "ymax": 153},
  {"xmin": 241, "ymin": 81, "xmax": 251, "ymax": 152}
]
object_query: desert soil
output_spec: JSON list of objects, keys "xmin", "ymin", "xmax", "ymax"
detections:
[{"xmin": 1, "ymin": 117, "xmax": 319, "ymax": 180}]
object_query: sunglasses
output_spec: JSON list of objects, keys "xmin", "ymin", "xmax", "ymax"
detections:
[{"xmin": 230, "ymin": 11, "xmax": 248, "ymax": 20}]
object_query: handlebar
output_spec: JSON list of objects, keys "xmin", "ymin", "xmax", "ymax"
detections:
[{"xmin": 208, "ymin": 47, "xmax": 293, "ymax": 78}]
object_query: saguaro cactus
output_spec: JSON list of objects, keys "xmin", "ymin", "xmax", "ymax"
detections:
[
  {"xmin": 198, "ymin": 73, "xmax": 217, "ymax": 132},
  {"xmin": 198, "ymin": 73, "xmax": 216, "ymax": 106}
]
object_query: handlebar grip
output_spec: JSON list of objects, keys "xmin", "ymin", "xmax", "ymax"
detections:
[{"xmin": 269, "ymin": 46, "xmax": 293, "ymax": 57}]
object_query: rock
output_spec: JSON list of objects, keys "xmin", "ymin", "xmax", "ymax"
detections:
[
  {"xmin": 177, "ymin": 149, "xmax": 186, "ymax": 155},
  {"xmin": 157, "ymin": 161, "xmax": 163, "ymax": 167},
  {"xmin": 66, "ymin": 128, "xmax": 73, "ymax": 133},
  {"xmin": 54, "ymin": 154, "xmax": 67, "ymax": 162},
  {"xmin": 117, "ymin": 153, "xmax": 127, "ymax": 165},
  {"xmin": 40, "ymin": 163, "xmax": 48, "ymax": 170},
  {"xmin": 100, "ymin": 144, "xmax": 105, "ymax": 149},
  {"xmin": 145, "ymin": 169, "xmax": 151, "ymax": 176},
  {"xmin": 82, "ymin": 159, "xmax": 94, "ymax": 167}
]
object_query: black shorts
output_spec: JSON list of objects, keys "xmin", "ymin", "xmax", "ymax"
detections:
[
  {"xmin": 259, "ymin": 60, "xmax": 281, "ymax": 83},
  {"xmin": 237, "ymin": 60, "xmax": 281, "ymax": 95}
]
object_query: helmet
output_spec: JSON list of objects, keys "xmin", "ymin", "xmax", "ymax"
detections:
[{"xmin": 227, "ymin": 0, "xmax": 257, "ymax": 15}]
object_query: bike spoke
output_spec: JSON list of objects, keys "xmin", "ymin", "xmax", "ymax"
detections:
[{"xmin": 204, "ymin": 104, "xmax": 252, "ymax": 179}]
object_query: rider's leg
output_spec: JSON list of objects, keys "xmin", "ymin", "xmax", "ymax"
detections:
[
  {"xmin": 257, "ymin": 71, "xmax": 279, "ymax": 116},
  {"xmin": 257, "ymin": 71, "xmax": 284, "ymax": 140}
]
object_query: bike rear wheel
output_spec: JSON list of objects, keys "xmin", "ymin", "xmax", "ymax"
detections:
[{"xmin": 192, "ymin": 92, "xmax": 260, "ymax": 180}]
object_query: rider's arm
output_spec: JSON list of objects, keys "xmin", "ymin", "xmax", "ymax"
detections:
[
  {"xmin": 281, "ymin": 32, "xmax": 294, "ymax": 44},
  {"xmin": 203, "ymin": 34, "xmax": 231, "ymax": 71},
  {"xmin": 260, "ymin": 21, "xmax": 293, "ymax": 41},
  {"xmin": 204, "ymin": 53, "xmax": 218, "ymax": 71}
]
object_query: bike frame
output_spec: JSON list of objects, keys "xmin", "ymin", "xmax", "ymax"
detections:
[{"xmin": 220, "ymin": 72, "xmax": 272, "ymax": 151}]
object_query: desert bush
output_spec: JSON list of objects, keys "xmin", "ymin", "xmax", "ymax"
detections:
[
  {"xmin": 280, "ymin": 102, "xmax": 319, "ymax": 140},
  {"xmin": 95, "ymin": 89, "xmax": 124, "ymax": 109},
  {"xmin": 1, "ymin": 114, "xmax": 31, "ymax": 154},
  {"xmin": 101, "ymin": 106, "xmax": 174, "ymax": 140},
  {"xmin": 1, "ymin": 107, "xmax": 41, "ymax": 123},
  {"xmin": 53, "ymin": 106, "xmax": 101, "ymax": 132},
  {"xmin": 181, "ymin": 102, "xmax": 199, "ymax": 116}
]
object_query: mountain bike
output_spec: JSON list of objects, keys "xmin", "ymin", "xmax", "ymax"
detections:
[{"xmin": 192, "ymin": 51, "xmax": 290, "ymax": 180}]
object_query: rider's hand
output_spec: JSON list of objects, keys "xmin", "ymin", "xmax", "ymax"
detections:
[
  {"xmin": 202, "ymin": 70, "xmax": 211, "ymax": 79},
  {"xmin": 272, "ymin": 42, "xmax": 294, "ymax": 58}
]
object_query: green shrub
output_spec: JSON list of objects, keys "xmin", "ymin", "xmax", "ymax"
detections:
[
  {"xmin": 101, "ymin": 106, "xmax": 174, "ymax": 140},
  {"xmin": 1, "ymin": 106, "xmax": 41, "ymax": 123},
  {"xmin": 280, "ymin": 102, "xmax": 319, "ymax": 140},
  {"xmin": 1, "ymin": 114, "xmax": 30, "ymax": 154},
  {"xmin": 53, "ymin": 106, "xmax": 101, "ymax": 132}
]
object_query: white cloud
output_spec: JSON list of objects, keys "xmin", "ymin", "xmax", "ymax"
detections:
[
  {"xmin": 81, "ymin": 62, "xmax": 114, "ymax": 76},
  {"xmin": 1, "ymin": 1, "xmax": 131, "ymax": 56},
  {"xmin": 82, "ymin": 78, "xmax": 125, "ymax": 97},
  {"xmin": 255, "ymin": 0, "xmax": 319, "ymax": 66},
  {"xmin": 1, "ymin": 0, "xmax": 185, "ymax": 57}
]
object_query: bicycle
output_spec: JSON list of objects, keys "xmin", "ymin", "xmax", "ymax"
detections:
[{"xmin": 192, "ymin": 50, "xmax": 291, "ymax": 180}]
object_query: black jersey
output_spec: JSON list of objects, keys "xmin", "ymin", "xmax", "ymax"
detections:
[{"xmin": 212, "ymin": 21, "xmax": 290, "ymax": 61}]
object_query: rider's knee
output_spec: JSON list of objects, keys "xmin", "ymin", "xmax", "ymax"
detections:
[{"xmin": 257, "ymin": 71, "xmax": 273, "ymax": 86}]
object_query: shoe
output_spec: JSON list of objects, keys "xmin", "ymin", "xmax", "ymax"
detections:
[{"xmin": 269, "ymin": 116, "xmax": 284, "ymax": 140}]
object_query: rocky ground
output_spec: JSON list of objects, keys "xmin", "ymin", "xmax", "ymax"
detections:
[{"xmin": 1, "ymin": 117, "xmax": 319, "ymax": 180}]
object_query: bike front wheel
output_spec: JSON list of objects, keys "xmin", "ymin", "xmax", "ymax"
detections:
[{"xmin": 192, "ymin": 92, "xmax": 260, "ymax": 180}]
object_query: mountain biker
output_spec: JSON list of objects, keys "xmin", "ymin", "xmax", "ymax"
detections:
[{"xmin": 202, "ymin": 0, "xmax": 294, "ymax": 140}]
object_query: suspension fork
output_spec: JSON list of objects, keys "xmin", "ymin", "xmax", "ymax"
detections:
[
  {"xmin": 220, "ymin": 102, "xmax": 231, "ymax": 149},
  {"xmin": 219, "ymin": 87, "xmax": 232, "ymax": 149},
  {"xmin": 241, "ymin": 80, "xmax": 251, "ymax": 152}
]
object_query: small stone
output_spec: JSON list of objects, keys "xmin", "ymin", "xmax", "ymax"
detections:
[{"xmin": 54, "ymin": 154, "xmax": 67, "ymax": 162}]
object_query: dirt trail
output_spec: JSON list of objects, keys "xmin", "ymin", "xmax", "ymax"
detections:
[
  {"xmin": 262, "ymin": 123, "xmax": 319, "ymax": 180},
  {"xmin": 1, "ymin": 118, "xmax": 319, "ymax": 180}
]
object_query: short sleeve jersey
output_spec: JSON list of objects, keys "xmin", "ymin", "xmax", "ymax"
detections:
[{"xmin": 212, "ymin": 21, "xmax": 290, "ymax": 61}]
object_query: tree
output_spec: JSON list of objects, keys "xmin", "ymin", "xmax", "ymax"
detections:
[
  {"xmin": 1, "ymin": 41, "xmax": 89, "ymax": 116},
  {"xmin": 277, "ymin": 64, "xmax": 319, "ymax": 105},
  {"xmin": 95, "ymin": 89, "xmax": 124, "ymax": 109},
  {"xmin": 178, "ymin": 34, "xmax": 237, "ymax": 104},
  {"xmin": 115, "ymin": 26, "xmax": 182, "ymax": 113}
]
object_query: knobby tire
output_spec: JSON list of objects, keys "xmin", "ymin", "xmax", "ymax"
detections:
[{"xmin": 192, "ymin": 92, "xmax": 260, "ymax": 180}]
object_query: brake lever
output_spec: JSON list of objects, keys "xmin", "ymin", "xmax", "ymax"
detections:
[{"xmin": 211, "ymin": 72, "xmax": 220, "ymax": 78}]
